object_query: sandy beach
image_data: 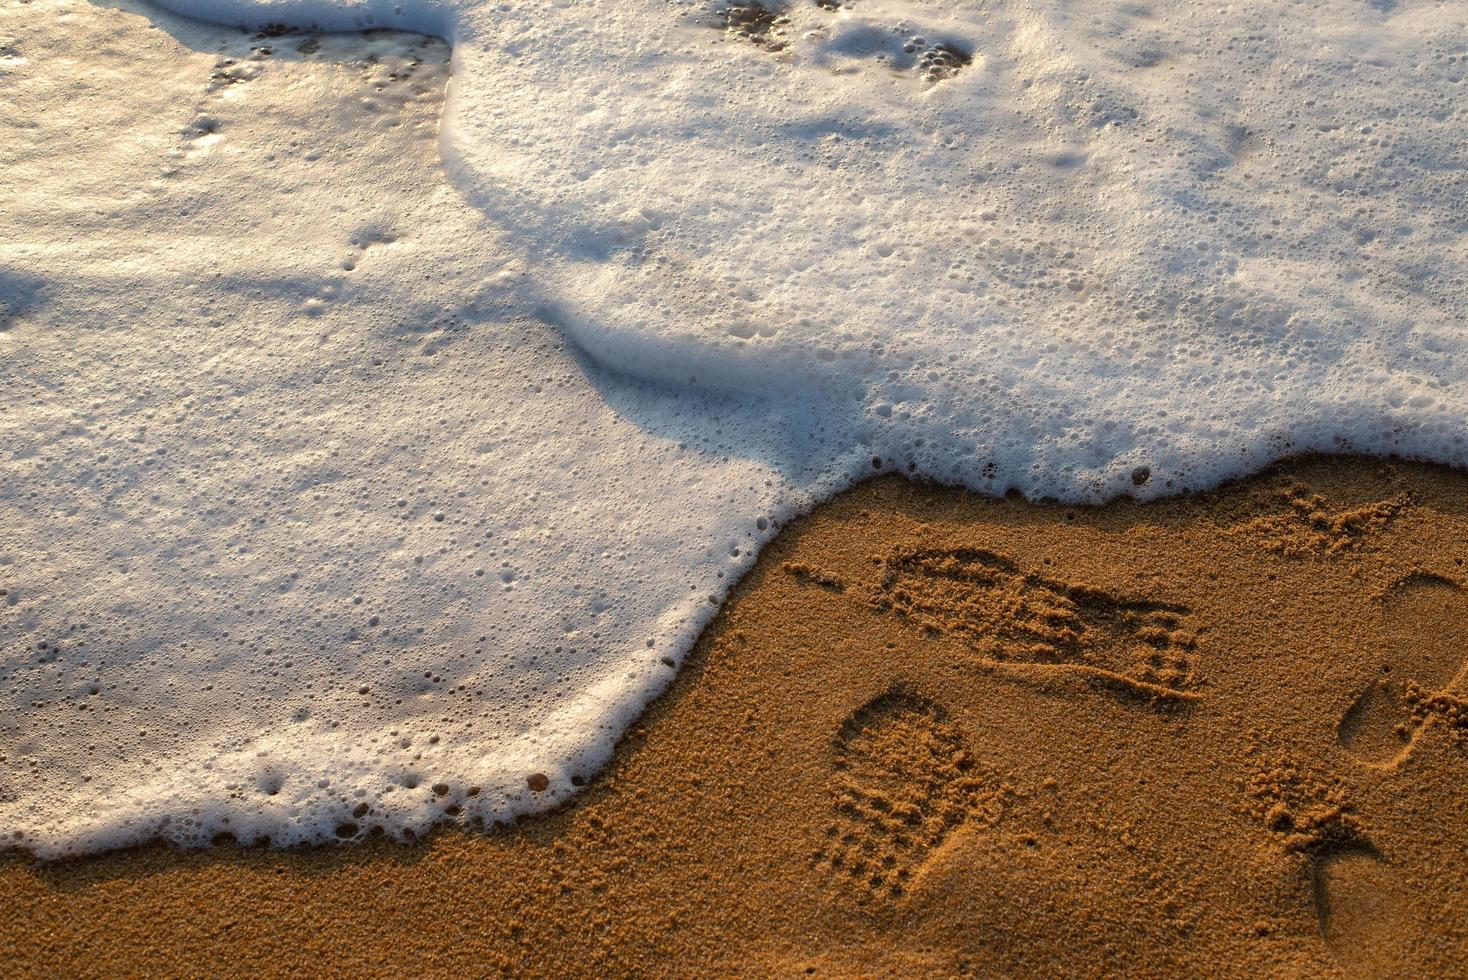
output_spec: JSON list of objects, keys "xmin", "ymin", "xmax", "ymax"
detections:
[
  {"xmin": 6, "ymin": 455, "xmax": 1468, "ymax": 977},
  {"xmin": 8, "ymin": 0, "xmax": 1468, "ymax": 975}
]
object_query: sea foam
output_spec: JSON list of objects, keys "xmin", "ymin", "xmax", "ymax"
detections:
[{"xmin": 2, "ymin": 0, "xmax": 1466, "ymax": 855}]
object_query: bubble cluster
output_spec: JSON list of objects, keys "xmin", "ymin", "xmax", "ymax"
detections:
[{"xmin": 715, "ymin": 1, "xmax": 790, "ymax": 51}]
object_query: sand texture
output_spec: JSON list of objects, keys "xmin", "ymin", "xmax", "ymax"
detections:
[{"xmin": 5, "ymin": 456, "xmax": 1468, "ymax": 977}]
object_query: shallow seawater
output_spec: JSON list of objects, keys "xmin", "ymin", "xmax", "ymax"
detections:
[{"xmin": 2, "ymin": 0, "xmax": 1466, "ymax": 855}]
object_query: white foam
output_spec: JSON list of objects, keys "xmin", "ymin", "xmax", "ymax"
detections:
[{"xmin": 3, "ymin": 0, "xmax": 1466, "ymax": 855}]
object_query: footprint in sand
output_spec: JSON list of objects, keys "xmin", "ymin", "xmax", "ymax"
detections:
[
  {"xmin": 872, "ymin": 547, "xmax": 1200, "ymax": 706},
  {"xmin": 1310, "ymin": 573, "xmax": 1468, "ymax": 972},
  {"xmin": 813, "ymin": 688, "xmax": 998, "ymax": 902},
  {"xmin": 1244, "ymin": 753, "xmax": 1406, "ymax": 972},
  {"xmin": 1337, "ymin": 572, "xmax": 1468, "ymax": 768},
  {"xmin": 1312, "ymin": 846, "xmax": 1420, "ymax": 974}
]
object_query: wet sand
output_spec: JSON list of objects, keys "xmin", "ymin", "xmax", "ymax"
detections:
[{"xmin": 5, "ymin": 456, "xmax": 1468, "ymax": 977}]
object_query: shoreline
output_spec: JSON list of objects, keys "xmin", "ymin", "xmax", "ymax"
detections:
[{"xmin": 7, "ymin": 455, "xmax": 1468, "ymax": 976}]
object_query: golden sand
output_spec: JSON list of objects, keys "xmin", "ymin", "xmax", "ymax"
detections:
[{"xmin": 5, "ymin": 456, "xmax": 1468, "ymax": 977}]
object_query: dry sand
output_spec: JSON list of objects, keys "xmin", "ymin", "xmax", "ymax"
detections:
[{"xmin": 5, "ymin": 456, "xmax": 1468, "ymax": 977}]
